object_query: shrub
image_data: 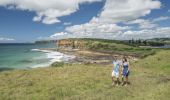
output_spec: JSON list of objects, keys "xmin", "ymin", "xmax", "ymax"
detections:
[{"xmin": 51, "ymin": 62, "xmax": 64, "ymax": 67}]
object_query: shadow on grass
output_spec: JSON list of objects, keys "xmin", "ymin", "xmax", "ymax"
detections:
[{"xmin": 0, "ymin": 67, "xmax": 14, "ymax": 72}]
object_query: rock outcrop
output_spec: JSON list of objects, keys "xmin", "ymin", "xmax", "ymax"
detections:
[{"xmin": 57, "ymin": 39, "xmax": 87, "ymax": 49}]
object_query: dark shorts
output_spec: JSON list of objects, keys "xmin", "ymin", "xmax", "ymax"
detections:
[{"xmin": 122, "ymin": 71, "xmax": 130, "ymax": 77}]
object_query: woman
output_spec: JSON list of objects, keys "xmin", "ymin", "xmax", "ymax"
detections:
[{"xmin": 122, "ymin": 57, "xmax": 130, "ymax": 86}]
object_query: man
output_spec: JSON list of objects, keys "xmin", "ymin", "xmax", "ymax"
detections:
[{"xmin": 111, "ymin": 57, "xmax": 121, "ymax": 86}]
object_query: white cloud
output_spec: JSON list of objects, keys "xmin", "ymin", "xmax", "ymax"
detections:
[
  {"xmin": 153, "ymin": 16, "xmax": 170, "ymax": 22},
  {"xmin": 1, "ymin": 0, "xmax": 168, "ymax": 40},
  {"xmin": 125, "ymin": 19, "xmax": 157, "ymax": 29},
  {"xmin": 66, "ymin": 22, "xmax": 130, "ymax": 34},
  {"xmin": 96, "ymin": 0, "xmax": 161, "ymax": 23},
  {"xmin": 48, "ymin": 0, "xmax": 169, "ymax": 40},
  {"xmin": 50, "ymin": 32, "xmax": 68, "ymax": 38},
  {"xmin": 50, "ymin": 24, "xmax": 128, "ymax": 40},
  {"xmin": 125, "ymin": 16, "xmax": 169, "ymax": 29},
  {"xmin": 64, "ymin": 22, "xmax": 130, "ymax": 39},
  {"xmin": 0, "ymin": 37, "xmax": 15, "ymax": 41},
  {"xmin": 0, "ymin": 0, "xmax": 102, "ymax": 24},
  {"xmin": 63, "ymin": 27, "xmax": 170, "ymax": 40},
  {"xmin": 42, "ymin": 17, "xmax": 61, "ymax": 24},
  {"xmin": 33, "ymin": 16, "xmax": 41, "ymax": 22},
  {"xmin": 120, "ymin": 27, "xmax": 170, "ymax": 40},
  {"xmin": 62, "ymin": 0, "xmax": 161, "ymax": 39}
]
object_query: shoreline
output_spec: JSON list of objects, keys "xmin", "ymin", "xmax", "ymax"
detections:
[
  {"xmin": 0, "ymin": 49, "xmax": 169, "ymax": 100},
  {"xmin": 57, "ymin": 48, "xmax": 138, "ymax": 64},
  {"xmin": 0, "ymin": 48, "xmax": 138, "ymax": 72},
  {"xmin": 32, "ymin": 48, "xmax": 139, "ymax": 67},
  {"xmin": 30, "ymin": 48, "xmax": 76, "ymax": 68}
]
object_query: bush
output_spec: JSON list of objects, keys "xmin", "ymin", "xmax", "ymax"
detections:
[
  {"xmin": 140, "ymin": 50, "xmax": 156, "ymax": 58},
  {"xmin": 51, "ymin": 62, "xmax": 64, "ymax": 67}
]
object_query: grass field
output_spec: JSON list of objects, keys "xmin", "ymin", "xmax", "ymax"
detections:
[
  {"xmin": 84, "ymin": 39, "xmax": 156, "ymax": 58},
  {"xmin": 0, "ymin": 50, "xmax": 170, "ymax": 100},
  {"xmin": 59, "ymin": 38, "xmax": 156, "ymax": 58}
]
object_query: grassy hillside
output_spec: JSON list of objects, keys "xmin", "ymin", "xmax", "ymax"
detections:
[
  {"xmin": 147, "ymin": 38, "xmax": 170, "ymax": 45},
  {"xmin": 0, "ymin": 50, "xmax": 170, "ymax": 100},
  {"xmin": 85, "ymin": 40, "xmax": 155, "ymax": 58},
  {"xmin": 59, "ymin": 38, "xmax": 155, "ymax": 58},
  {"xmin": 134, "ymin": 49, "xmax": 170, "ymax": 73}
]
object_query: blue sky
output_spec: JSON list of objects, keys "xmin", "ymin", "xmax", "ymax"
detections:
[{"xmin": 0, "ymin": 0, "xmax": 170, "ymax": 43}]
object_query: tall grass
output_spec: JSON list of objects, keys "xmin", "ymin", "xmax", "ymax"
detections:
[{"xmin": 0, "ymin": 50, "xmax": 170, "ymax": 100}]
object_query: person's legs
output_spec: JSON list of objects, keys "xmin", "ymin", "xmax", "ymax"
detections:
[
  {"xmin": 112, "ymin": 71, "xmax": 119, "ymax": 86},
  {"xmin": 116, "ymin": 78, "xmax": 120, "ymax": 86},
  {"xmin": 123, "ymin": 76, "xmax": 128, "ymax": 86},
  {"xmin": 121, "ymin": 76, "xmax": 124, "ymax": 82},
  {"xmin": 125, "ymin": 72, "xmax": 130, "ymax": 85},
  {"xmin": 121, "ymin": 76, "xmax": 126, "ymax": 86},
  {"xmin": 115, "ymin": 72, "xmax": 120, "ymax": 86},
  {"xmin": 112, "ymin": 76, "xmax": 117, "ymax": 86},
  {"xmin": 122, "ymin": 73, "xmax": 129, "ymax": 86},
  {"xmin": 111, "ymin": 71, "xmax": 116, "ymax": 85},
  {"xmin": 121, "ymin": 72, "xmax": 126, "ymax": 86},
  {"xmin": 126, "ymin": 76, "xmax": 128, "ymax": 83},
  {"xmin": 126, "ymin": 76, "xmax": 129, "ymax": 84},
  {"xmin": 112, "ymin": 76, "xmax": 114, "ymax": 83}
]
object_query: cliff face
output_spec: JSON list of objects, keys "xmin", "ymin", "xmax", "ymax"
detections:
[{"xmin": 57, "ymin": 39, "xmax": 87, "ymax": 49}]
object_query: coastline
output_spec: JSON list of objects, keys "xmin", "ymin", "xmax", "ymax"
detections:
[
  {"xmin": 0, "ymin": 47, "xmax": 138, "ymax": 72},
  {"xmin": 32, "ymin": 47, "xmax": 139, "ymax": 67},
  {"xmin": 30, "ymin": 48, "xmax": 76, "ymax": 68},
  {"xmin": 0, "ymin": 48, "xmax": 169, "ymax": 100},
  {"xmin": 57, "ymin": 48, "xmax": 138, "ymax": 64}
]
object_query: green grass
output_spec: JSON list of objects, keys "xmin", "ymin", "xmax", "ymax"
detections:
[
  {"xmin": 0, "ymin": 50, "xmax": 170, "ymax": 100},
  {"xmin": 86, "ymin": 40, "xmax": 155, "ymax": 58},
  {"xmin": 59, "ymin": 38, "xmax": 156, "ymax": 58},
  {"xmin": 133, "ymin": 49, "xmax": 170, "ymax": 73}
]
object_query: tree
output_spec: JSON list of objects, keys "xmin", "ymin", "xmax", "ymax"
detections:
[
  {"xmin": 131, "ymin": 38, "xmax": 135, "ymax": 44},
  {"xmin": 143, "ymin": 40, "xmax": 147, "ymax": 46},
  {"xmin": 138, "ymin": 39, "xmax": 141, "ymax": 44}
]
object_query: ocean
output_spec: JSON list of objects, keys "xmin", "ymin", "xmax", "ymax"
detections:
[
  {"xmin": 0, "ymin": 43, "xmax": 75, "ymax": 69},
  {"xmin": 159, "ymin": 45, "xmax": 170, "ymax": 48}
]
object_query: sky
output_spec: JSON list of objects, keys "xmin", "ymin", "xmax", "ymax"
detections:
[{"xmin": 0, "ymin": 0, "xmax": 170, "ymax": 43}]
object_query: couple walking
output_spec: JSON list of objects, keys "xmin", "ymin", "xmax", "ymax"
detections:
[{"xmin": 111, "ymin": 57, "xmax": 130, "ymax": 86}]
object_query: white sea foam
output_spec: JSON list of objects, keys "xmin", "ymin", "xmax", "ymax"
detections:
[
  {"xmin": 31, "ymin": 49, "xmax": 51, "ymax": 53},
  {"xmin": 30, "ymin": 63, "xmax": 51, "ymax": 68},
  {"xmin": 30, "ymin": 48, "xmax": 75, "ymax": 68}
]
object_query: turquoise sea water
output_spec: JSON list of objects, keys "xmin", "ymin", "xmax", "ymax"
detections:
[
  {"xmin": 0, "ymin": 43, "xmax": 56, "ymax": 69},
  {"xmin": 159, "ymin": 45, "xmax": 170, "ymax": 48}
]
